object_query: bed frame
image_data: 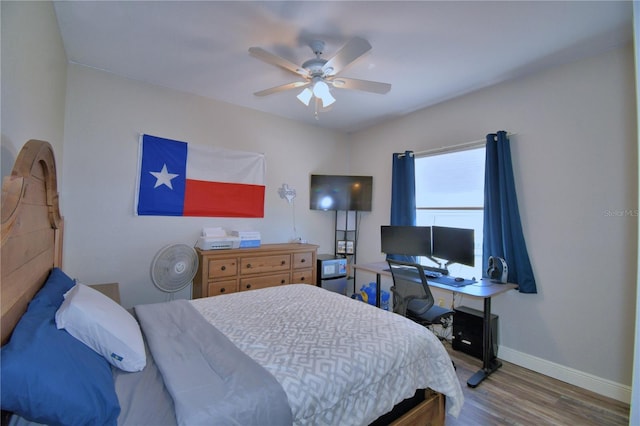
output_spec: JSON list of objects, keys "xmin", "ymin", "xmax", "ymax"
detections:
[
  {"xmin": 1, "ymin": 140, "xmax": 63, "ymax": 345},
  {"xmin": 0, "ymin": 140, "xmax": 445, "ymax": 425}
]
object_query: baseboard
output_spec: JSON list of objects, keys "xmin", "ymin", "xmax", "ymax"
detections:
[{"xmin": 498, "ymin": 345, "xmax": 631, "ymax": 404}]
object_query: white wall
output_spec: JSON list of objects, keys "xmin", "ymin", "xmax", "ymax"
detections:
[
  {"xmin": 1, "ymin": 1, "xmax": 67, "ymax": 179},
  {"xmin": 60, "ymin": 64, "xmax": 349, "ymax": 307},
  {"xmin": 350, "ymin": 44, "xmax": 637, "ymax": 401}
]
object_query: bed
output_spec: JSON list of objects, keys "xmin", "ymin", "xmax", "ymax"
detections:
[{"xmin": 1, "ymin": 140, "xmax": 463, "ymax": 426}]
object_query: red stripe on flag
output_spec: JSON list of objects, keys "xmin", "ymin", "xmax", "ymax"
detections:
[{"xmin": 183, "ymin": 179, "xmax": 265, "ymax": 218}]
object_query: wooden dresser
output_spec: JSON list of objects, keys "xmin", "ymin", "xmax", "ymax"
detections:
[{"xmin": 193, "ymin": 243, "xmax": 319, "ymax": 299}]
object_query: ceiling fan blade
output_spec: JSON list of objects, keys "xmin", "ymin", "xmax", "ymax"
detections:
[
  {"xmin": 322, "ymin": 37, "xmax": 372, "ymax": 76},
  {"xmin": 330, "ymin": 77, "xmax": 391, "ymax": 94},
  {"xmin": 249, "ymin": 47, "xmax": 309, "ymax": 78},
  {"xmin": 254, "ymin": 81, "xmax": 310, "ymax": 97}
]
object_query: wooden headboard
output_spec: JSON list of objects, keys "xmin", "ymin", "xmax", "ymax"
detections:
[{"xmin": 1, "ymin": 140, "xmax": 63, "ymax": 344}]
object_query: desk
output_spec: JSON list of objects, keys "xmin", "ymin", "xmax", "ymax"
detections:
[{"xmin": 352, "ymin": 261, "xmax": 518, "ymax": 388}]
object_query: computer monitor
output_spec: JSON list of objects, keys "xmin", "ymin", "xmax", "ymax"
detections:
[
  {"xmin": 380, "ymin": 225, "xmax": 431, "ymax": 257},
  {"xmin": 431, "ymin": 226, "xmax": 475, "ymax": 267}
]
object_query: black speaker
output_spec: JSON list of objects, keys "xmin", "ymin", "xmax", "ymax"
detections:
[{"xmin": 452, "ymin": 306, "xmax": 498, "ymax": 360}]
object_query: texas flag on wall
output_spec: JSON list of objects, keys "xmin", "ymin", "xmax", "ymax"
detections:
[{"xmin": 135, "ymin": 134, "xmax": 265, "ymax": 217}]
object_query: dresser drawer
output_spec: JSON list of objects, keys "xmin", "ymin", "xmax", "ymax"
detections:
[
  {"xmin": 240, "ymin": 273, "xmax": 290, "ymax": 291},
  {"xmin": 207, "ymin": 279, "xmax": 238, "ymax": 296},
  {"xmin": 292, "ymin": 269, "xmax": 314, "ymax": 284},
  {"xmin": 208, "ymin": 258, "xmax": 238, "ymax": 279},
  {"xmin": 293, "ymin": 251, "xmax": 313, "ymax": 269},
  {"xmin": 240, "ymin": 254, "xmax": 290, "ymax": 275}
]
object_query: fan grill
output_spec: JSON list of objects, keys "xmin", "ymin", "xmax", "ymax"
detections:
[{"xmin": 151, "ymin": 244, "xmax": 198, "ymax": 293}]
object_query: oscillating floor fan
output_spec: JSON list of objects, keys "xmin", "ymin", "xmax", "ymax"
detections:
[{"xmin": 150, "ymin": 244, "xmax": 199, "ymax": 299}]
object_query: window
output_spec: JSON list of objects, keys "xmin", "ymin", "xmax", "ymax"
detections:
[{"xmin": 415, "ymin": 147, "xmax": 485, "ymax": 279}]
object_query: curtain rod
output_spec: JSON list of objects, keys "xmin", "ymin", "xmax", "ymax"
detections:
[{"xmin": 397, "ymin": 132, "xmax": 517, "ymax": 158}]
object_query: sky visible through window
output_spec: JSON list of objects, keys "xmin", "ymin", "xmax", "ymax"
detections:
[{"xmin": 415, "ymin": 147, "xmax": 485, "ymax": 279}]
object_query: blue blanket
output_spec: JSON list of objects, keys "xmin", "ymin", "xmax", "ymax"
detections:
[{"xmin": 135, "ymin": 300, "xmax": 292, "ymax": 426}]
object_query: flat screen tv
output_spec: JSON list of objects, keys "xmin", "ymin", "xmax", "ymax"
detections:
[
  {"xmin": 380, "ymin": 225, "xmax": 431, "ymax": 257},
  {"xmin": 310, "ymin": 175, "xmax": 373, "ymax": 211}
]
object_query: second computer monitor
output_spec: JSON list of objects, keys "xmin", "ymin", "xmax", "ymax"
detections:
[
  {"xmin": 380, "ymin": 225, "xmax": 431, "ymax": 257},
  {"xmin": 431, "ymin": 226, "xmax": 475, "ymax": 267}
]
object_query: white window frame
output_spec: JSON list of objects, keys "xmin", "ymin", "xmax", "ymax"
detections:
[{"xmin": 414, "ymin": 144, "xmax": 485, "ymax": 279}]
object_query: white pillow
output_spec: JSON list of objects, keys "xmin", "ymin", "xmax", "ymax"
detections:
[{"xmin": 56, "ymin": 283, "xmax": 146, "ymax": 372}]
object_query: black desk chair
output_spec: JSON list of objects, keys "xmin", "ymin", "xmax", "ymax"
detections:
[{"xmin": 387, "ymin": 259, "xmax": 455, "ymax": 334}]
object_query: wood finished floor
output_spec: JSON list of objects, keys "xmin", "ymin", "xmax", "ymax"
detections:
[{"xmin": 443, "ymin": 342, "xmax": 630, "ymax": 426}]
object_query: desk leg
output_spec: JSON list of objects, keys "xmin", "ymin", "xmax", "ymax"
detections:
[
  {"xmin": 375, "ymin": 273, "xmax": 381, "ymax": 308},
  {"xmin": 467, "ymin": 296, "xmax": 502, "ymax": 388},
  {"xmin": 352, "ymin": 268, "xmax": 357, "ymax": 296}
]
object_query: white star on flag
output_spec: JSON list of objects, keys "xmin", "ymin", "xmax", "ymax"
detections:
[{"xmin": 149, "ymin": 164, "xmax": 179, "ymax": 189}]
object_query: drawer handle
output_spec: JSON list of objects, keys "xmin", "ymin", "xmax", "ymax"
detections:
[
  {"xmin": 246, "ymin": 284, "xmax": 252, "ymax": 289},
  {"xmin": 299, "ymin": 276, "xmax": 305, "ymax": 281},
  {"xmin": 221, "ymin": 266, "xmax": 226, "ymax": 271},
  {"xmin": 246, "ymin": 263, "xmax": 252, "ymax": 269},
  {"xmin": 220, "ymin": 288, "xmax": 226, "ymax": 293},
  {"xmin": 301, "ymin": 259, "xmax": 306, "ymax": 263},
  {"xmin": 280, "ymin": 279, "xmax": 285, "ymax": 284},
  {"xmin": 281, "ymin": 260, "xmax": 286, "ymax": 265}
]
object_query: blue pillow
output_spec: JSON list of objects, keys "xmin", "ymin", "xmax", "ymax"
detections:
[
  {"xmin": 1, "ymin": 274, "xmax": 120, "ymax": 425},
  {"xmin": 28, "ymin": 267, "xmax": 76, "ymax": 310}
]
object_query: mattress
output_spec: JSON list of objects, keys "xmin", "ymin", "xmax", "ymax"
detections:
[{"xmin": 190, "ymin": 284, "xmax": 463, "ymax": 425}]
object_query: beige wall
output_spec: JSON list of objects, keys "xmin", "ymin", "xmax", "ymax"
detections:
[
  {"xmin": 60, "ymin": 64, "xmax": 349, "ymax": 306},
  {"xmin": 350, "ymin": 44, "xmax": 637, "ymax": 400},
  {"xmin": 1, "ymin": 1, "xmax": 67, "ymax": 179},
  {"xmin": 629, "ymin": 3, "xmax": 640, "ymax": 423}
]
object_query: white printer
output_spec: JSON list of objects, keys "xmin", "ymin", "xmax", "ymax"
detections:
[{"xmin": 196, "ymin": 227, "xmax": 240, "ymax": 250}]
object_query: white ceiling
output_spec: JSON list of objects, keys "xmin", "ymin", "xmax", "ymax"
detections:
[{"xmin": 53, "ymin": 1, "xmax": 633, "ymax": 133}]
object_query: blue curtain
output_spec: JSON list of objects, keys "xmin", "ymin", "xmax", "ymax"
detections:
[
  {"xmin": 388, "ymin": 151, "xmax": 416, "ymax": 262},
  {"xmin": 483, "ymin": 131, "xmax": 537, "ymax": 293}
]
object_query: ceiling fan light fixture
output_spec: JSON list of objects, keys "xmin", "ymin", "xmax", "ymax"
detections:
[
  {"xmin": 320, "ymin": 91, "xmax": 336, "ymax": 108},
  {"xmin": 312, "ymin": 79, "xmax": 336, "ymax": 108},
  {"xmin": 312, "ymin": 79, "xmax": 329, "ymax": 96},
  {"xmin": 297, "ymin": 88, "xmax": 313, "ymax": 106}
]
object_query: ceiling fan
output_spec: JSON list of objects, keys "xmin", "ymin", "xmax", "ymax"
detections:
[{"xmin": 249, "ymin": 37, "xmax": 391, "ymax": 114}]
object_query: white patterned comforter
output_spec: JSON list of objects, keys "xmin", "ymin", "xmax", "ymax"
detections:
[{"xmin": 190, "ymin": 284, "xmax": 463, "ymax": 425}]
